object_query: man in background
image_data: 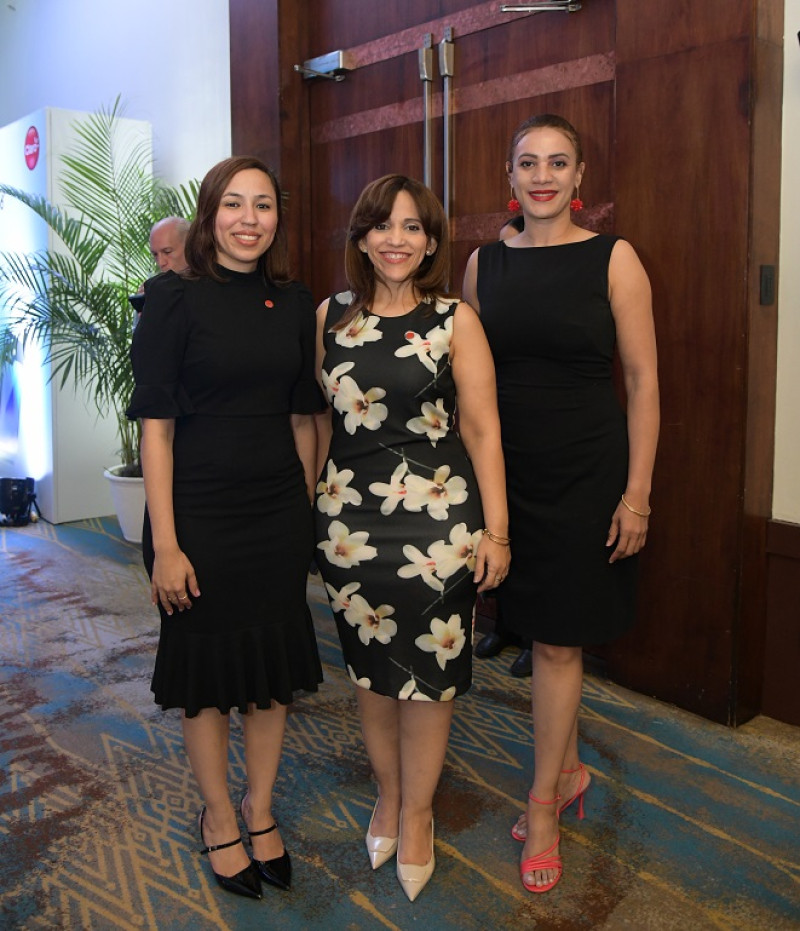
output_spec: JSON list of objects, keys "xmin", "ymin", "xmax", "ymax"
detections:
[
  {"xmin": 148, "ymin": 216, "xmax": 189, "ymax": 273},
  {"xmin": 132, "ymin": 217, "xmax": 190, "ymax": 319}
]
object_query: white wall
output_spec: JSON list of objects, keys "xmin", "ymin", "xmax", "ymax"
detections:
[
  {"xmin": 776, "ymin": 1, "xmax": 800, "ymax": 523},
  {"xmin": 0, "ymin": 0, "xmax": 231, "ymax": 187}
]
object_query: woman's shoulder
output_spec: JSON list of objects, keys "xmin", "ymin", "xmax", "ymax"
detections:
[
  {"xmin": 323, "ymin": 291, "xmax": 353, "ymax": 327},
  {"xmin": 331, "ymin": 289, "xmax": 353, "ymax": 307},
  {"xmin": 278, "ymin": 278, "xmax": 315, "ymax": 304},
  {"xmin": 281, "ymin": 277, "xmax": 312, "ymax": 294},
  {"xmin": 479, "ymin": 239, "xmax": 505, "ymax": 255},
  {"xmin": 475, "ymin": 239, "xmax": 506, "ymax": 267},
  {"xmin": 429, "ymin": 294, "xmax": 460, "ymax": 317},
  {"xmin": 144, "ymin": 269, "xmax": 186, "ymax": 297}
]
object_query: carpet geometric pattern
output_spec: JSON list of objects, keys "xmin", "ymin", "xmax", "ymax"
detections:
[{"xmin": 1, "ymin": 517, "xmax": 799, "ymax": 930}]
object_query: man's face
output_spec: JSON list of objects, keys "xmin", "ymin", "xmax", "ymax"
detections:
[{"xmin": 149, "ymin": 223, "xmax": 187, "ymax": 273}]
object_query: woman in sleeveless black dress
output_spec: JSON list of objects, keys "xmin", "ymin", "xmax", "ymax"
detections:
[
  {"xmin": 463, "ymin": 116, "xmax": 659, "ymax": 894},
  {"xmin": 315, "ymin": 175, "xmax": 509, "ymax": 901},
  {"xmin": 127, "ymin": 158, "xmax": 324, "ymax": 901}
]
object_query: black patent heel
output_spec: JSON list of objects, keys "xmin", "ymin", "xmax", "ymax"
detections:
[
  {"xmin": 198, "ymin": 807, "xmax": 262, "ymax": 899},
  {"xmin": 240, "ymin": 794, "xmax": 292, "ymax": 890}
]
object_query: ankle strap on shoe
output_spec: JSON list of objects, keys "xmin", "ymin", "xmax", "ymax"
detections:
[
  {"xmin": 248, "ymin": 822, "xmax": 278, "ymax": 838},
  {"xmin": 527, "ymin": 792, "xmax": 561, "ymax": 805},
  {"xmin": 201, "ymin": 835, "xmax": 244, "ymax": 855}
]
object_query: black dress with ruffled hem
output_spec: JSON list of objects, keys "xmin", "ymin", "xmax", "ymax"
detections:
[{"xmin": 127, "ymin": 269, "xmax": 325, "ymax": 717}]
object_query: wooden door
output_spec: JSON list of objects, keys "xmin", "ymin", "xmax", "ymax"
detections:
[
  {"xmin": 230, "ymin": 0, "xmax": 783, "ymax": 725},
  {"xmin": 298, "ymin": 0, "xmax": 616, "ymax": 298}
]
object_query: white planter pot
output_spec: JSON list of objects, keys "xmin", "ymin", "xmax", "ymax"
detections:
[{"xmin": 103, "ymin": 466, "xmax": 145, "ymax": 543}]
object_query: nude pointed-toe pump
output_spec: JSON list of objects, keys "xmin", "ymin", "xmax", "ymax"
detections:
[
  {"xmin": 365, "ymin": 799, "xmax": 399, "ymax": 870},
  {"xmin": 396, "ymin": 817, "xmax": 435, "ymax": 902}
]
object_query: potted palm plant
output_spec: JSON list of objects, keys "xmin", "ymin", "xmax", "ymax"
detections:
[{"xmin": 0, "ymin": 98, "xmax": 198, "ymax": 541}]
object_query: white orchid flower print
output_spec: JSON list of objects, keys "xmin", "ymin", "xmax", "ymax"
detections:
[
  {"xmin": 325, "ymin": 581, "xmax": 361, "ymax": 612},
  {"xmin": 412, "ymin": 686, "xmax": 457, "ymax": 701},
  {"xmin": 398, "ymin": 675, "xmax": 457, "ymax": 701},
  {"xmin": 395, "ymin": 330, "xmax": 438, "ymax": 373},
  {"xmin": 334, "ymin": 375, "xmax": 388, "ymax": 435},
  {"xmin": 428, "ymin": 522, "xmax": 481, "ymax": 578},
  {"xmin": 397, "ymin": 544, "xmax": 444, "ymax": 592},
  {"xmin": 335, "ymin": 311, "xmax": 383, "ymax": 347},
  {"xmin": 347, "ymin": 664, "xmax": 372, "ymax": 689},
  {"xmin": 344, "ymin": 593, "xmax": 398, "ymax": 646},
  {"xmin": 399, "ymin": 677, "xmax": 418, "ymax": 700},
  {"xmin": 369, "ymin": 461, "xmax": 409, "ymax": 515},
  {"xmin": 426, "ymin": 316, "xmax": 452, "ymax": 360},
  {"xmin": 406, "ymin": 398, "xmax": 448, "ymax": 446},
  {"xmin": 403, "ymin": 465, "xmax": 468, "ymax": 521},
  {"xmin": 316, "ymin": 461, "xmax": 362, "ymax": 516},
  {"xmin": 320, "ymin": 360, "xmax": 355, "ymax": 403},
  {"xmin": 394, "ymin": 317, "xmax": 452, "ymax": 373},
  {"xmin": 318, "ymin": 520, "xmax": 377, "ymax": 568},
  {"xmin": 415, "ymin": 614, "xmax": 467, "ymax": 670}
]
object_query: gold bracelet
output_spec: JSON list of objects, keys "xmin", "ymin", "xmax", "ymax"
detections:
[
  {"xmin": 620, "ymin": 494, "xmax": 651, "ymax": 518},
  {"xmin": 483, "ymin": 528, "xmax": 511, "ymax": 546}
]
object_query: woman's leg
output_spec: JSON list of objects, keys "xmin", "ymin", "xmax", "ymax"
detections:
[
  {"xmin": 513, "ymin": 673, "xmax": 592, "ymax": 836},
  {"xmin": 522, "ymin": 642, "xmax": 583, "ymax": 888},
  {"xmin": 356, "ymin": 688, "xmax": 401, "ymax": 839},
  {"xmin": 183, "ymin": 708, "xmax": 250, "ymax": 877},
  {"xmin": 398, "ymin": 700, "xmax": 455, "ymax": 865},
  {"xmin": 240, "ymin": 701, "xmax": 289, "ymax": 861}
]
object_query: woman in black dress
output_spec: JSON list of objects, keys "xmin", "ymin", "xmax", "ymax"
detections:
[
  {"xmin": 314, "ymin": 176, "xmax": 509, "ymax": 901},
  {"xmin": 463, "ymin": 116, "xmax": 659, "ymax": 894},
  {"xmin": 127, "ymin": 157, "xmax": 323, "ymax": 900}
]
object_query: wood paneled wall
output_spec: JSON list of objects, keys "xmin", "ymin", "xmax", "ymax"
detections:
[
  {"xmin": 591, "ymin": 0, "xmax": 784, "ymax": 724},
  {"xmin": 228, "ymin": 0, "xmax": 787, "ymax": 725},
  {"xmin": 763, "ymin": 521, "xmax": 800, "ymax": 726}
]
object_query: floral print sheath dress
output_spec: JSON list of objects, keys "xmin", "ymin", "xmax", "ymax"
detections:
[{"xmin": 315, "ymin": 293, "xmax": 483, "ymax": 701}]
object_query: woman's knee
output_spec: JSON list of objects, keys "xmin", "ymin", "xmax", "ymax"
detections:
[{"xmin": 532, "ymin": 642, "xmax": 582, "ymax": 667}]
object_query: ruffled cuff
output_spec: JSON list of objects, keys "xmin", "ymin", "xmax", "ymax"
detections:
[
  {"xmin": 126, "ymin": 382, "xmax": 196, "ymax": 420},
  {"xmin": 290, "ymin": 378, "xmax": 326, "ymax": 415}
]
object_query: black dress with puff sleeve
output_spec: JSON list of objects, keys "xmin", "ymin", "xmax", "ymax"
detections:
[{"xmin": 127, "ymin": 268, "xmax": 324, "ymax": 716}]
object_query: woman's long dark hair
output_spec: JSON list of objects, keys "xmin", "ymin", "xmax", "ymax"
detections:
[
  {"xmin": 333, "ymin": 174, "xmax": 451, "ymax": 331},
  {"xmin": 184, "ymin": 156, "xmax": 291, "ymax": 283}
]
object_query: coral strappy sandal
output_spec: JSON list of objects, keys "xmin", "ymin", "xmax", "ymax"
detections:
[
  {"xmin": 519, "ymin": 794, "xmax": 562, "ymax": 894},
  {"xmin": 512, "ymin": 763, "xmax": 589, "ymax": 841}
]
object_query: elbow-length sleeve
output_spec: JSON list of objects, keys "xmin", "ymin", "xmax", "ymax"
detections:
[
  {"xmin": 126, "ymin": 273, "xmax": 195, "ymax": 420},
  {"xmin": 290, "ymin": 283, "xmax": 326, "ymax": 415}
]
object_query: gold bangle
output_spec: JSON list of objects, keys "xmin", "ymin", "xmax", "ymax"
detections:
[
  {"xmin": 620, "ymin": 494, "xmax": 651, "ymax": 517},
  {"xmin": 483, "ymin": 528, "xmax": 511, "ymax": 546}
]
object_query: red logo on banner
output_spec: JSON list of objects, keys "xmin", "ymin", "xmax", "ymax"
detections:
[{"xmin": 24, "ymin": 126, "xmax": 40, "ymax": 170}]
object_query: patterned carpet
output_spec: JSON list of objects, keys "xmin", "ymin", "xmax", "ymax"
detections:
[{"xmin": 1, "ymin": 517, "xmax": 799, "ymax": 930}]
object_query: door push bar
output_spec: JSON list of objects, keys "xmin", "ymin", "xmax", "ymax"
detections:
[
  {"xmin": 418, "ymin": 34, "xmax": 435, "ymax": 189},
  {"xmin": 439, "ymin": 28, "xmax": 454, "ymax": 222},
  {"xmin": 501, "ymin": 2, "xmax": 581, "ymax": 11}
]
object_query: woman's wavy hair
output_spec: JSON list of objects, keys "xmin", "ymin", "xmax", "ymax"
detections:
[
  {"xmin": 506, "ymin": 113, "xmax": 584, "ymax": 167},
  {"xmin": 184, "ymin": 156, "xmax": 291, "ymax": 284},
  {"xmin": 333, "ymin": 174, "xmax": 451, "ymax": 331}
]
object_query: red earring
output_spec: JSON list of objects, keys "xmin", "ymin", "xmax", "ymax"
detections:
[
  {"xmin": 507, "ymin": 197, "xmax": 520, "ymax": 213},
  {"xmin": 570, "ymin": 186, "xmax": 583, "ymax": 212}
]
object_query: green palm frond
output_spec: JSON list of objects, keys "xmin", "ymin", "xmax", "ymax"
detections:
[
  {"xmin": 0, "ymin": 187, "xmax": 108, "ymax": 276},
  {"xmin": 0, "ymin": 97, "xmax": 198, "ymax": 470}
]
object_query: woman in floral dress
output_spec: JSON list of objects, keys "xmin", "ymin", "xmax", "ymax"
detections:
[{"xmin": 314, "ymin": 175, "xmax": 509, "ymax": 901}]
